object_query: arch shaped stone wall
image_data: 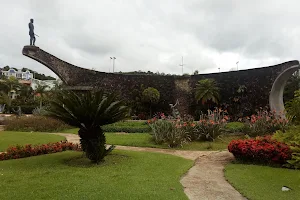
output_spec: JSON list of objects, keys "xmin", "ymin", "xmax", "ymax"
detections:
[{"xmin": 269, "ymin": 65, "xmax": 300, "ymax": 118}]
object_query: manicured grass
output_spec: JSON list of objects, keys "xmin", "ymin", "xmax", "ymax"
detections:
[
  {"xmin": 225, "ymin": 163, "xmax": 300, "ymax": 200},
  {"xmin": 63, "ymin": 128, "xmax": 242, "ymax": 151},
  {"xmin": 0, "ymin": 131, "xmax": 65, "ymax": 151},
  {"xmin": 0, "ymin": 150, "xmax": 193, "ymax": 200}
]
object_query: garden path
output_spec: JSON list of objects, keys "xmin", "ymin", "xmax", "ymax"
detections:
[{"xmin": 53, "ymin": 133, "xmax": 246, "ymax": 200}]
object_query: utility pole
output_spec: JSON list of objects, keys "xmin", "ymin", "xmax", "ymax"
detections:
[
  {"xmin": 179, "ymin": 56, "xmax": 185, "ymax": 75},
  {"xmin": 110, "ymin": 57, "xmax": 116, "ymax": 73}
]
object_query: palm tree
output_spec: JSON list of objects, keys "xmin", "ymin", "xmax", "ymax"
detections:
[
  {"xmin": 34, "ymin": 83, "xmax": 49, "ymax": 109},
  {"xmin": 46, "ymin": 90, "xmax": 129, "ymax": 163},
  {"xmin": 195, "ymin": 79, "xmax": 220, "ymax": 105}
]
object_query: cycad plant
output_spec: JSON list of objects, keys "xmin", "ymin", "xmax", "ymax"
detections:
[
  {"xmin": 195, "ymin": 79, "xmax": 220, "ymax": 105},
  {"xmin": 46, "ymin": 90, "xmax": 129, "ymax": 163}
]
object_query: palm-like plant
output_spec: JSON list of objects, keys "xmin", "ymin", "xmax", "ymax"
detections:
[
  {"xmin": 195, "ymin": 79, "xmax": 220, "ymax": 105},
  {"xmin": 34, "ymin": 83, "xmax": 49, "ymax": 109},
  {"xmin": 46, "ymin": 90, "xmax": 129, "ymax": 163}
]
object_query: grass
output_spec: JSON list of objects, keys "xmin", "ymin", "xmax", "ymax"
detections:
[
  {"xmin": 225, "ymin": 163, "xmax": 300, "ymax": 200},
  {"xmin": 62, "ymin": 128, "xmax": 242, "ymax": 151},
  {"xmin": 0, "ymin": 150, "xmax": 193, "ymax": 200},
  {"xmin": 0, "ymin": 131, "xmax": 65, "ymax": 151}
]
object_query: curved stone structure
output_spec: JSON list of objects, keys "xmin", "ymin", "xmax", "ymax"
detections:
[
  {"xmin": 22, "ymin": 45, "xmax": 299, "ymax": 116},
  {"xmin": 269, "ymin": 65, "xmax": 300, "ymax": 118}
]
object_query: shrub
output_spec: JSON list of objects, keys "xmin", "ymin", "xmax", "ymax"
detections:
[
  {"xmin": 228, "ymin": 136, "xmax": 292, "ymax": 165},
  {"xmin": 273, "ymin": 126, "xmax": 300, "ymax": 169},
  {"xmin": 4, "ymin": 116, "xmax": 71, "ymax": 132},
  {"xmin": 0, "ymin": 141, "xmax": 81, "ymax": 161},
  {"xmin": 243, "ymin": 109, "xmax": 289, "ymax": 136},
  {"xmin": 285, "ymin": 89, "xmax": 300, "ymax": 124},
  {"xmin": 10, "ymin": 105, "xmax": 36, "ymax": 114},
  {"xmin": 148, "ymin": 117, "xmax": 190, "ymax": 148},
  {"xmin": 101, "ymin": 121, "xmax": 151, "ymax": 133},
  {"xmin": 225, "ymin": 122, "xmax": 245, "ymax": 132},
  {"xmin": 192, "ymin": 108, "xmax": 228, "ymax": 141}
]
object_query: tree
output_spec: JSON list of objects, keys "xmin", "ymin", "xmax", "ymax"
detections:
[
  {"xmin": 46, "ymin": 90, "xmax": 129, "ymax": 163},
  {"xmin": 193, "ymin": 70, "xmax": 199, "ymax": 75},
  {"xmin": 34, "ymin": 83, "xmax": 49, "ymax": 109},
  {"xmin": 142, "ymin": 87, "xmax": 160, "ymax": 118},
  {"xmin": 195, "ymin": 79, "xmax": 220, "ymax": 105},
  {"xmin": 0, "ymin": 77, "xmax": 21, "ymax": 112}
]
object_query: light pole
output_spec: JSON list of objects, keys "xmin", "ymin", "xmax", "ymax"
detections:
[
  {"xmin": 110, "ymin": 57, "xmax": 116, "ymax": 73},
  {"xmin": 218, "ymin": 67, "xmax": 220, "ymax": 72},
  {"xmin": 236, "ymin": 61, "xmax": 239, "ymax": 70},
  {"xmin": 179, "ymin": 56, "xmax": 185, "ymax": 75}
]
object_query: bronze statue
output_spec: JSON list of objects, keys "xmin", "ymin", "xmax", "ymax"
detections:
[{"xmin": 28, "ymin": 19, "xmax": 36, "ymax": 46}]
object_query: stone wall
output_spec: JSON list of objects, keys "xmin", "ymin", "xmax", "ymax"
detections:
[{"xmin": 22, "ymin": 46, "xmax": 299, "ymax": 116}]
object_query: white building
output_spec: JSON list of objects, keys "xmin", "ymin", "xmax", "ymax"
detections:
[{"xmin": 1, "ymin": 68, "xmax": 33, "ymax": 80}]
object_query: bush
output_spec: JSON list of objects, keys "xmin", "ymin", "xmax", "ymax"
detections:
[
  {"xmin": 10, "ymin": 105, "xmax": 36, "ymax": 114},
  {"xmin": 273, "ymin": 126, "xmax": 300, "ymax": 169},
  {"xmin": 191, "ymin": 108, "xmax": 228, "ymax": 141},
  {"xmin": 228, "ymin": 136, "xmax": 292, "ymax": 165},
  {"xmin": 243, "ymin": 109, "xmax": 289, "ymax": 136},
  {"xmin": 225, "ymin": 122, "xmax": 245, "ymax": 132},
  {"xmin": 101, "ymin": 121, "xmax": 151, "ymax": 133},
  {"xmin": 0, "ymin": 141, "xmax": 81, "ymax": 161},
  {"xmin": 4, "ymin": 116, "xmax": 71, "ymax": 132},
  {"xmin": 148, "ymin": 117, "xmax": 190, "ymax": 148},
  {"xmin": 285, "ymin": 89, "xmax": 300, "ymax": 124}
]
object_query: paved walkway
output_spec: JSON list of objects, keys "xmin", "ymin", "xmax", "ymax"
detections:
[{"xmin": 53, "ymin": 133, "xmax": 246, "ymax": 200}]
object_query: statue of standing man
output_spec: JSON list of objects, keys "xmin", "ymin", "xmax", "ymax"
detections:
[{"xmin": 28, "ymin": 18, "xmax": 36, "ymax": 46}]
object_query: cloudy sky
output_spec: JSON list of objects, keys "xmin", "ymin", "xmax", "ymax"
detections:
[{"xmin": 0, "ymin": 0, "xmax": 299, "ymax": 77}]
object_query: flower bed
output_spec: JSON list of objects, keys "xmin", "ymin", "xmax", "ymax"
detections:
[
  {"xmin": 228, "ymin": 136, "xmax": 292, "ymax": 165},
  {"xmin": 0, "ymin": 141, "xmax": 81, "ymax": 161}
]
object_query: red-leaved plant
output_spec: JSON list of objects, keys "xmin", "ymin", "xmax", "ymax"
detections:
[
  {"xmin": 0, "ymin": 141, "xmax": 81, "ymax": 161},
  {"xmin": 228, "ymin": 136, "xmax": 292, "ymax": 165}
]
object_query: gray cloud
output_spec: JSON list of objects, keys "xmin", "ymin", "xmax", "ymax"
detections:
[{"xmin": 0, "ymin": 0, "xmax": 299, "ymax": 78}]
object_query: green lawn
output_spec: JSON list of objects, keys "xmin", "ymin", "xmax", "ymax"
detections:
[
  {"xmin": 63, "ymin": 128, "xmax": 241, "ymax": 151},
  {"xmin": 0, "ymin": 131, "xmax": 65, "ymax": 151},
  {"xmin": 225, "ymin": 163, "xmax": 300, "ymax": 200},
  {"xmin": 0, "ymin": 150, "xmax": 193, "ymax": 200}
]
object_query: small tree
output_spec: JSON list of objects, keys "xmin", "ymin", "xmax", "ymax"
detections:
[
  {"xmin": 142, "ymin": 87, "xmax": 160, "ymax": 118},
  {"xmin": 0, "ymin": 77, "xmax": 21, "ymax": 112},
  {"xmin": 46, "ymin": 90, "xmax": 129, "ymax": 163},
  {"xmin": 34, "ymin": 83, "xmax": 49, "ymax": 109},
  {"xmin": 195, "ymin": 79, "xmax": 220, "ymax": 105}
]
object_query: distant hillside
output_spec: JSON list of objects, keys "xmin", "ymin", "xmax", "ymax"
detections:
[{"xmin": 1, "ymin": 66, "xmax": 56, "ymax": 80}]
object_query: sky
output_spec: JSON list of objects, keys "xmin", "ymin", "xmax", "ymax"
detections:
[{"xmin": 0, "ymin": 0, "xmax": 300, "ymax": 78}]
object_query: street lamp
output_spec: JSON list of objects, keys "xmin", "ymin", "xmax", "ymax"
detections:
[
  {"xmin": 110, "ymin": 57, "xmax": 116, "ymax": 73},
  {"xmin": 236, "ymin": 61, "xmax": 239, "ymax": 70}
]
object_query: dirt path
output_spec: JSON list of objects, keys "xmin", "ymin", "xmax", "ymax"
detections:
[{"xmin": 53, "ymin": 133, "xmax": 246, "ymax": 200}]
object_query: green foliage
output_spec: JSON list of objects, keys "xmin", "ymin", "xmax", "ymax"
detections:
[
  {"xmin": 243, "ymin": 109, "xmax": 289, "ymax": 137},
  {"xmin": 46, "ymin": 90, "xmax": 129, "ymax": 163},
  {"xmin": 225, "ymin": 122, "xmax": 245, "ymax": 132},
  {"xmin": 3, "ymin": 116, "xmax": 71, "ymax": 132},
  {"xmin": 192, "ymin": 108, "xmax": 229, "ymax": 141},
  {"xmin": 142, "ymin": 87, "xmax": 160, "ymax": 117},
  {"xmin": 142, "ymin": 87, "xmax": 160, "ymax": 104},
  {"xmin": 148, "ymin": 119, "xmax": 190, "ymax": 148},
  {"xmin": 273, "ymin": 126, "xmax": 300, "ymax": 169},
  {"xmin": 285, "ymin": 89, "xmax": 300, "ymax": 124},
  {"xmin": 195, "ymin": 79, "xmax": 220, "ymax": 105},
  {"xmin": 101, "ymin": 120, "xmax": 151, "ymax": 132}
]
